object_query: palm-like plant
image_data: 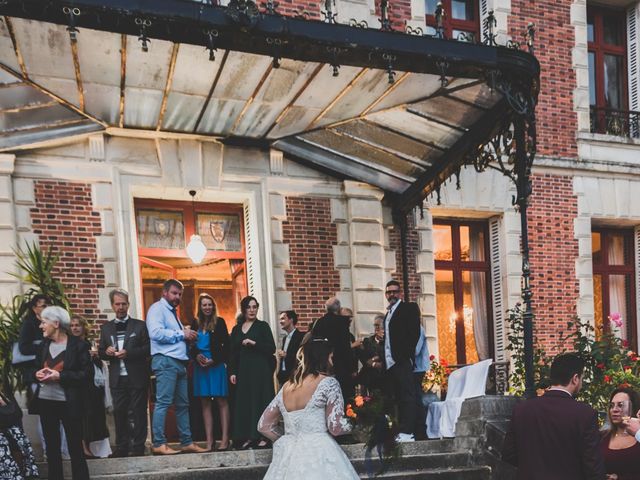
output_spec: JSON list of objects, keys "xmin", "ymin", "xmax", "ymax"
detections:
[
  {"xmin": 0, "ymin": 295, "xmax": 28, "ymax": 392},
  {"xmin": 11, "ymin": 241, "xmax": 70, "ymax": 316}
]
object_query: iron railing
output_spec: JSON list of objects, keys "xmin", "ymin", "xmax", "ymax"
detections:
[{"xmin": 590, "ymin": 106, "xmax": 640, "ymax": 139}]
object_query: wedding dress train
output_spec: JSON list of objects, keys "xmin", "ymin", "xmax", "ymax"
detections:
[{"xmin": 257, "ymin": 376, "xmax": 359, "ymax": 480}]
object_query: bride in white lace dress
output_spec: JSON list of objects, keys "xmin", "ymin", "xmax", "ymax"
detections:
[{"xmin": 257, "ymin": 336, "xmax": 359, "ymax": 480}]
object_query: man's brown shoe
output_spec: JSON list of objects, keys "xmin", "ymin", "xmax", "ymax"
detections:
[
  {"xmin": 151, "ymin": 445, "xmax": 179, "ymax": 455},
  {"xmin": 181, "ymin": 443, "xmax": 208, "ymax": 454}
]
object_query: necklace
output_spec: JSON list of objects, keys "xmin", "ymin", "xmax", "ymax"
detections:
[{"xmin": 615, "ymin": 430, "xmax": 629, "ymax": 437}]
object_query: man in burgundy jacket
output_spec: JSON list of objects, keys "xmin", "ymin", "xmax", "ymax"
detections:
[{"xmin": 502, "ymin": 353, "xmax": 605, "ymax": 480}]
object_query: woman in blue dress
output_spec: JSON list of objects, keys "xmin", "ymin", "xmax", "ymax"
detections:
[{"xmin": 191, "ymin": 293, "xmax": 230, "ymax": 451}]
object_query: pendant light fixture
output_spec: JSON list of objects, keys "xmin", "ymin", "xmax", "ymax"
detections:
[{"xmin": 186, "ymin": 190, "xmax": 207, "ymax": 264}]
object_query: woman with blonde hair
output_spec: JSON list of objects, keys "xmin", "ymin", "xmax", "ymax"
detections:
[
  {"xmin": 258, "ymin": 334, "xmax": 358, "ymax": 479},
  {"xmin": 191, "ymin": 293, "xmax": 230, "ymax": 451}
]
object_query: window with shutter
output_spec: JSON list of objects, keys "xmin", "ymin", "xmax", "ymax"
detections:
[
  {"xmin": 489, "ymin": 217, "xmax": 505, "ymax": 362},
  {"xmin": 244, "ymin": 201, "xmax": 257, "ymax": 296},
  {"xmin": 628, "ymin": 3, "xmax": 640, "ymax": 136}
]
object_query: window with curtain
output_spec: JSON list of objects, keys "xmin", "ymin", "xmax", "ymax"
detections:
[
  {"xmin": 433, "ymin": 220, "xmax": 492, "ymax": 365},
  {"xmin": 592, "ymin": 229, "xmax": 637, "ymax": 345},
  {"xmin": 425, "ymin": 0, "xmax": 480, "ymax": 42}
]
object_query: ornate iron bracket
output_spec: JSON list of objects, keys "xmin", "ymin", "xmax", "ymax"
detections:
[
  {"xmin": 226, "ymin": 0, "xmax": 260, "ymax": 28},
  {"xmin": 204, "ymin": 29, "xmax": 219, "ymax": 61},
  {"xmin": 434, "ymin": 2, "xmax": 445, "ymax": 39},
  {"xmin": 526, "ymin": 22, "xmax": 535, "ymax": 55},
  {"xmin": 435, "ymin": 58, "xmax": 449, "ymax": 88},
  {"xmin": 379, "ymin": 0, "xmax": 392, "ymax": 31},
  {"xmin": 321, "ymin": 0, "xmax": 337, "ymax": 24},
  {"xmin": 482, "ymin": 10, "xmax": 497, "ymax": 46},
  {"xmin": 63, "ymin": 6, "xmax": 81, "ymax": 42},
  {"xmin": 266, "ymin": 37, "xmax": 283, "ymax": 68},
  {"xmin": 261, "ymin": 0, "xmax": 280, "ymax": 15},
  {"xmin": 327, "ymin": 46, "xmax": 345, "ymax": 77},
  {"xmin": 405, "ymin": 24, "xmax": 423, "ymax": 36},
  {"xmin": 383, "ymin": 53, "xmax": 396, "ymax": 84},
  {"xmin": 135, "ymin": 18, "xmax": 152, "ymax": 52},
  {"xmin": 349, "ymin": 19, "xmax": 368, "ymax": 28}
]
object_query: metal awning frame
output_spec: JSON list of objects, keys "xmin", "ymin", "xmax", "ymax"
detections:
[{"xmin": 1, "ymin": 0, "xmax": 540, "ymax": 397}]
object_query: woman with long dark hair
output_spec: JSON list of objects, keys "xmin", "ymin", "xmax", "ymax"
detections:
[
  {"xmin": 599, "ymin": 386, "xmax": 640, "ymax": 480},
  {"xmin": 229, "ymin": 296, "xmax": 276, "ymax": 449},
  {"xmin": 191, "ymin": 293, "xmax": 231, "ymax": 451},
  {"xmin": 258, "ymin": 334, "xmax": 357, "ymax": 479}
]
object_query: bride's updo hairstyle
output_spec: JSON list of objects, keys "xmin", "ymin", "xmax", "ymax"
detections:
[{"xmin": 290, "ymin": 334, "xmax": 334, "ymax": 389}]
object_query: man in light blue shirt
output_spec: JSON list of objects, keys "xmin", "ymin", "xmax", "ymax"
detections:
[
  {"xmin": 413, "ymin": 326, "xmax": 430, "ymax": 440},
  {"xmin": 146, "ymin": 279, "xmax": 206, "ymax": 455}
]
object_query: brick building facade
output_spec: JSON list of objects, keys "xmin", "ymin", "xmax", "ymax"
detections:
[{"xmin": 0, "ymin": 0, "xmax": 639, "ymax": 372}]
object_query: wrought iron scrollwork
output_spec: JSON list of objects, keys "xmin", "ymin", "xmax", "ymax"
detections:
[
  {"xmin": 63, "ymin": 6, "xmax": 81, "ymax": 42},
  {"xmin": 226, "ymin": 0, "xmax": 260, "ymax": 27},
  {"xmin": 349, "ymin": 19, "xmax": 368, "ymax": 28},
  {"xmin": 382, "ymin": 53, "xmax": 397, "ymax": 84},
  {"xmin": 321, "ymin": 0, "xmax": 337, "ymax": 23},
  {"xmin": 525, "ymin": 22, "xmax": 535, "ymax": 54},
  {"xmin": 405, "ymin": 24, "xmax": 423, "ymax": 36},
  {"xmin": 482, "ymin": 10, "xmax": 497, "ymax": 46},
  {"xmin": 135, "ymin": 18, "xmax": 152, "ymax": 52},
  {"xmin": 266, "ymin": 37, "xmax": 284, "ymax": 68},
  {"xmin": 204, "ymin": 29, "xmax": 219, "ymax": 61},
  {"xmin": 379, "ymin": 0, "xmax": 392, "ymax": 31},
  {"xmin": 326, "ymin": 46, "xmax": 345, "ymax": 77},
  {"xmin": 435, "ymin": 58, "xmax": 449, "ymax": 88}
]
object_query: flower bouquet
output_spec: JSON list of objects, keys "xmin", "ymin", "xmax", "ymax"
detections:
[{"xmin": 421, "ymin": 356, "xmax": 449, "ymax": 396}]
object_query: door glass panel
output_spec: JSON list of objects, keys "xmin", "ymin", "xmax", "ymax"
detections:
[
  {"xmin": 592, "ymin": 232, "xmax": 602, "ymax": 264},
  {"xmin": 451, "ymin": 0, "xmax": 474, "ymax": 20},
  {"xmin": 460, "ymin": 225, "xmax": 485, "ymax": 261},
  {"xmin": 588, "ymin": 52, "xmax": 596, "ymax": 106},
  {"xmin": 434, "ymin": 224, "xmax": 453, "ymax": 261},
  {"xmin": 436, "ymin": 270, "xmax": 457, "ymax": 366},
  {"xmin": 608, "ymin": 274, "xmax": 630, "ymax": 341},
  {"xmin": 603, "ymin": 15, "xmax": 623, "ymax": 45},
  {"xmin": 603, "ymin": 54, "xmax": 623, "ymax": 109},
  {"xmin": 587, "ymin": 15, "xmax": 594, "ymax": 43},
  {"xmin": 425, "ymin": 0, "xmax": 438, "ymax": 15},
  {"xmin": 462, "ymin": 270, "xmax": 489, "ymax": 363},
  {"xmin": 196, "ymin": 212, "xmax": 243, "ymax": 251},
  {"xmin": 607, "ymin": 232, "xmax": 627, "ymax": 265}
]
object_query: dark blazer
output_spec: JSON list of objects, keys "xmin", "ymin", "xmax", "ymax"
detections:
[
  {"xmin": 502, "ymin": 389, "xmax": 606, "ymax": 480},
  {"xmin": 189, "ymin": 317, "xmax": 230, "ymax": 366},
  {"xmin": 312, "ymin": 313, "xmax": 354, "ymax": 385},
  {"xmin": 98, "ymin": 317, "xmax": 150, "ymax": 388},
  {"xmin": 17, "ymin": 314, "xmax": 44, "ymax": 380},
  {"xmin": 277, "ymin": 328, "xmax": 304, "ymax": 383},
  {"xmin": 32, "ymin": 334, "xmax": 92, "ymax": 418},
  {"xmin": 386, "ymin": 301, "xmax": 421, "ymax": 366}
]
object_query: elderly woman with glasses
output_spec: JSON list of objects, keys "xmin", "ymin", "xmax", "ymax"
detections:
[
  {"xmin": 33, "ymin": 306, "xmax": 91, "ymax": 480},
  {"xmin": 599, "ymin": 386, "xmax": 640, "ymax": 480}
]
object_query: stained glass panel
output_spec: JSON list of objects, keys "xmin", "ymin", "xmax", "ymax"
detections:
[
  {"xmin": 136, "ymin": 210, "xmax": 185, "ymax": 249},
  {"xmin": 197, "ymin": 213, "xmax": 242, "ymax": 251}
]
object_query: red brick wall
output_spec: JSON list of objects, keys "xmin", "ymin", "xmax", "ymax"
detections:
[
  {"xmin": 30, "ymin": 180, "xmax": 107, "ymax": 324},
  {"xmin": 528, "ymin": 174, "xmax": 579, "ymax": 352},
  {"xmin": 282, "ymin": 197, "xmax": 341, "ymax": 330},
  {"xmin": 389, "ymin": 212, "xmax": 421, "ymax": 301},
  {"xmin": 509, "ymin": 0, "xmax": 577, "ymax": 160}
]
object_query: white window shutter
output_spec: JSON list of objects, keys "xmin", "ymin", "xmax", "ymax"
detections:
[
  {"xmin": 628, "ymin": 4, "xmax": 640, "ymax": 115},
  {"xmin": 489, "ymin": 216, "xmax": 505, "ymax": 362},
  {"xmin": 635, "ymin": 226, "xmax": 640, "ymax": 352},
  {"xmin": 244, "ymin": 202, "xmax": 256, "ymax": 295}
]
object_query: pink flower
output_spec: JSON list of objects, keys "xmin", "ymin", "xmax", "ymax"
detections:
[
  {"xmin": 609, "ymin": 312, "xmax": 623, "ymax": 328},
  {"xmin": 596, "ymin": 363, "xmax": 605, "ymax": 370},
  {"xmin": 429, "ymin": 355, "xmax": 435, "ymax": 361}
]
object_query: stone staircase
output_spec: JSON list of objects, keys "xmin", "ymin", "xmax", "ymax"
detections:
[{"xmin": 37, "ymin": 440, "xmax": 491, "ymax": 479}]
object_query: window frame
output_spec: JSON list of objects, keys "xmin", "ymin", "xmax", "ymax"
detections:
[
  {"xmin": 425, "ymin": 0, "xmax": 481, "ymax": 42},
  {"xmin": 434, "ymin": 218, "xmax": 493, "ymax": 365},
  {"xmin": 592, "ymin": 227, "xmax": 637, "ymax": 346},
  {"xmin": 588, "ymin": 6, "xmax": 628, "ymax": 111}
]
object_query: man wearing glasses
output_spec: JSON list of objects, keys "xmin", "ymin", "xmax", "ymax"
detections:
[{"xmin": 382, "ymin": 280, "xmax": 421, "ymax": 443}]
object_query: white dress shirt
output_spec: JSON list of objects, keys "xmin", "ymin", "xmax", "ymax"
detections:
[{"xmin": 384, "ymin": 300, "xmax": 401, "ymax": 370}]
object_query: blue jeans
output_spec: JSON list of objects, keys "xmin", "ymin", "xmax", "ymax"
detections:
[{"xmin": 151, "ymin": 355, "xmax": 192, "ymax": 447}]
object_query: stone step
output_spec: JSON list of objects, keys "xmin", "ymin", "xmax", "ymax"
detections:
[{"xmin": 37, "ymin": 440, "xmax": 479, "ymax": 479}]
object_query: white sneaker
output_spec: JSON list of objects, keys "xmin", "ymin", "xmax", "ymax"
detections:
[{"xmin": 395, "ymin": 433, "xmax": 415, "ymax": 443}]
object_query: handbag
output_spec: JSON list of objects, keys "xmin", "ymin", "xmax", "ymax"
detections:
[
  {"xmin": 93, "ymin": 364, "xmax": 106, "ymax": 388},
  {"xmin": 0, "ymin": 392, "xmax": 22, "ymax": 428},
  {"xmin": 11, "ymin": 341, "xmax": 35, "ymax": 365}
]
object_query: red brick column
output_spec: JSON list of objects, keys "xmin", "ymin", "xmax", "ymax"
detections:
[
  {"xmin": 30, "ymin": 180, "xmax": 107, "ymax": 322},
  {"xmin": 282, "ymin": 196, "xmax": 341, "ymax": 330}
]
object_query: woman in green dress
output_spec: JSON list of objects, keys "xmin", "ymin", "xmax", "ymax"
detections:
[{"xmin": 229, "ymin": 296, "xmax": 276, "ymax": 449}]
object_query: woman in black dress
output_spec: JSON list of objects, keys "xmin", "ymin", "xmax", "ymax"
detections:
[{"xmin": 229, "ymin": 296, "xmax": 276, "ymax": 449}]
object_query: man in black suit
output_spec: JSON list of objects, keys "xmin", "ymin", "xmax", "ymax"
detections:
[
  {"xmin": 312, "ymin": 297, "xmax": 354, "ymax": 400},
  {"xmin": 382, "ymin": 280, "xmax": 421, "ymax": 442},
  {"xmin": 502, "ymin": 353, "xmax": 605, "ymax": 480},
  {"xmin": 98, "ymin": 288, "xmax": 150, "ymax": 457},
  {"xmin": 276, "ymin": 310, "xmax": 304, "ymax": 385}
]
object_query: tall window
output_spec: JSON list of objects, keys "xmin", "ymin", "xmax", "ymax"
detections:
[
  {"xmin": 425, "ymin": 0, "xmax": 480, "ymax": 42},
  {"xmin": 433, "ymin": 220, "xmax": 492, "ymax": 365},
  {"xmin": 592, "ymin": 229, "xmax": 637, "ymax": 345},
  {"xmin": 588, "ymin": 7, "xmax": 628, "ymax": 134}
]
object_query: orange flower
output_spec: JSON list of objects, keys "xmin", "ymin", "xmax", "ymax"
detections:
[
  {"xmin": 346, "ymin": 408, "xmax": 357, "ymax": 419},
  {"xmin": 354, "ymin": 395, "xmax": 364, "ymax": 408}
]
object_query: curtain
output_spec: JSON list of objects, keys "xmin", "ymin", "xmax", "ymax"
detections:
[
  {"xmin": 470, "ymin": 228, "xmax": 489, "ymax": 360},
  {"xmin": 608, "ymin": 235, "xmax": 628, "ymax": 341}
]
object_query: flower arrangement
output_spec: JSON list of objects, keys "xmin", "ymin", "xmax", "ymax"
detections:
[{"xmin": 421, "ymin": 355, "xmax": 449, "ymax": 394}]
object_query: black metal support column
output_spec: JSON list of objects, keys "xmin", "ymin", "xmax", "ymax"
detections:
[
  {"xmin": 398, "ymin": 212, "xmax": 411, "ymax": 302},
  {"xmin": 514, "ymin": 115, "xmax": 535, "ymax": 399}
]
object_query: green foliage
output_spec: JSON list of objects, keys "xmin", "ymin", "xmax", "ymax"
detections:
[
  {"xmin": 11, "ymin": 241, "xmax": 70, "ymax": 314},
  {"xmin": 0, "ymin": 295, "xmax": 26, "ymax": 392}
]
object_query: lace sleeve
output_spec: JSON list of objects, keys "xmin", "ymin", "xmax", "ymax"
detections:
[
  {"xmin": 324, "ymin": 377, "xmax": 353, "ymax": 436},
  {"xmin": 257, "ymin": 392, "xmax": 284, "ymax": 442}
]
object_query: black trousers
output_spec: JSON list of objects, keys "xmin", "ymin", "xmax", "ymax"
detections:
[
  {"xmin": 385, "ymin": 360, "xmax": 417, "ymax": 435},
  {"xmin": 110, "ymin": 376, "xmax": 148, "ymax": 455},
  {"xmin": 413, "ymin": 372, "xmax": 427, "ymax": 440},
  {"xmin": 39, "ymin": 399, "xmax": 90, "ymax": 480}
]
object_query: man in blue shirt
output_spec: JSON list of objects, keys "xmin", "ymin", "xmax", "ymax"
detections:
[
  {"xmin": 413, "ymin": 326, "xmax": 430, "ymax": 440},
  {"xmin": 147, "ymin": 279, "xmax": 207, "ymax": 455}
]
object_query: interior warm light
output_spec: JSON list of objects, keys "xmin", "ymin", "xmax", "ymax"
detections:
[{"xmin": 186, "ymin": 234, "xmax": 207, "ymax": 264}]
